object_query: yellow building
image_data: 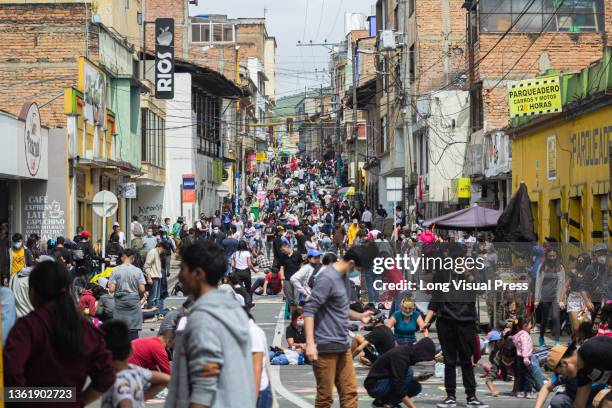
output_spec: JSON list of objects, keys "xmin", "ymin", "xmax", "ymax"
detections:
[{"xmin": 510, "ymin": 51, "xmax": 611, "ymax": 245}]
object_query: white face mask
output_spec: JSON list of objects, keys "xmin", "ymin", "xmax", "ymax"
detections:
[
  {"xmin": 296, "ymin": 319, "xmax": 304, "ymax": 327},
  {"xmin": 597, "ymin": 256, "xmax": 607, "ymax": 265}
]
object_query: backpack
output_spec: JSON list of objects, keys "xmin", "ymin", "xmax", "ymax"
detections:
[
  {"xmin": 325, "ymin": 213, "xmax": 332, "ymax": 224},
  {"xmin": 132, "ymin": 221, "xmax": 144, "ymax": 237},
  {"xmin": 307, "ymin": 264, "xmax": 322, "ymax": 289}
]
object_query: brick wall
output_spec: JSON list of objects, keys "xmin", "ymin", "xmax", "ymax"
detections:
[
  {"xmin": 477, "ymin": 32, "xmax": 607, "ymax": 131},
  {"xmin": 145, "ymin": 0, "xmax": 188, "ymax": 58},
  {"xmin": 0, "ymin": 3, "xmax": 98, "ymax": 127},
  {"xmin": 413, "ymin": 0, "xmax": 466, "ymax": 95}
]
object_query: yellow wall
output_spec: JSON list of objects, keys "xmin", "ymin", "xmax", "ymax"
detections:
[
  {"xmin": 512, "ymin": 105, "xmax": 611, "ymax": 244},
  {"xmin": 96, "ymin": 0, "xmax": 141, "ymax": 46}
]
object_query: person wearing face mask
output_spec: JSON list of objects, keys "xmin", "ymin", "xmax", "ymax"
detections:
[
  {"xmin": 9, "ymin": 233, "xmax": 33, "ymax": 277},
  {"xmin": 534, "ymin": 248, "xmax": 566, "ymax": 346},
  {"xmin": 386, "ymin": 298, "xmax": 428, "ymax": 345},
  {"xmin": 566, "ymin": 253, "xmax": 591, "ymax": 341},
  {"xmin": 286, "ymin": 308, "xmax": 307, "ymax": 351},
  {"xmin": 142, "ymin": 228, "xmax": 158, "ymax": 253},
  {"xmin": 582, "ymin": 243, "xmax": 611, "ymax": 320}
]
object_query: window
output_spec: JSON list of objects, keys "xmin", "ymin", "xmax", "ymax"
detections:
[
  {"xmin": 193, "ymin": 89, "xmax": 221, "ymax": 157},
  {"xmin": 381, "ymin": 115, "xmax": 388, "ymax": 152},
  {"xmin": 191, "ymin": 21, "xmax": 235, "ymax": 43},
  {"xmin": 479, "ymin": 0, "xmax": 605, "ymax": 33},
  {"xmin": 469, "ymin": 82, "xmax": 483, "ymax": 132},
  {"xmin": 409, "ymin": 45, "xmax": 415, "ymax": 83},
  {"xmin": 141, "ymin": 108, "xmax": 165, "ymax": 168}
]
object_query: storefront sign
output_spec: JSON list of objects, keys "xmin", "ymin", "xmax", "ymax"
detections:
[
  {"xmin": 182, "ymin": 173, "xmax": 196, "ymax": 203},
  {"xmin": 508, "ymin": 76, "xmax": 562, "ymax": 118},
  {"xmin": 570, "ymin": 124, "xmax": 610, "ymax": 167},
  {"xmin": 457, "ymin": 177, "xmax": 471, "ymax": 205},
  {"xmin": 78, "ymin": 57, "xmax": 107, "ymax": 125},
  {"xmin": 21, "ymin": 103, "xmax": 42, "ymax": 176},
  {"xmin": 547, "ymin": 135, "xmax": 557, "ymax": 180},
  {"xmin": 155, "ymin": 18, "xmax": 175, "ymax": 99},
  {"xmin": 24, "ymin": 194, "xmax": 66, "ymax": 241}
]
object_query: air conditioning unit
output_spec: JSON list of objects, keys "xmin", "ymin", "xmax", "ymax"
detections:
[{"xmin": 380, "ymin": 30, "xmax": 396, "ymax": 50}]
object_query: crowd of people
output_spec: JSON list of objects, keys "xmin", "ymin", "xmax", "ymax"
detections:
[{"xmin": 0, "ymin": 155, "xmax": 610, "ymax": 408}]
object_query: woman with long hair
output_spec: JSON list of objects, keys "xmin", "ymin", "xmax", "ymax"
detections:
[
  {"xmin": 566, "ymin": 253, "xmax": 591, "ymax": 341},
  {"xmin": 232, "ymin": 240, "xmax": 255, "ymax": 291},
  {"xmin": 3, "ymin": 260, "xmax": 115, "ymax": 406},
  {"xmin": 534, "ymin": 248, "xmax": 566, "ymax": 346}
]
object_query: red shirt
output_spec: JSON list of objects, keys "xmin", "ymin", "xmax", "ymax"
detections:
[
  {"xmin": 3, "ymin": 302, "xmax": 115, "ymax": 407},
  {"xmin": 79, "ymin": 291, "xmax": 96, "ymax": 314},
  {"xmin": 265, "ymin": 272, "xmax": 283, "ymax": 293},
  {"xmin": 128, "ymin": 336, "xmax": 171, "ymax": 374}
]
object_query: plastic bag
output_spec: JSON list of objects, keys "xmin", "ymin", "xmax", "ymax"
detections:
[
  {"xmin": 284, "ymin": 349, "xmax": 300, "ymax": 365},
  {"xmin": 271, "ymin": 354, "xmax": 289, "ymax": 365},
  {"xmin": 434, "ymin": 362, "xmax": 445, "ymax": 378}
]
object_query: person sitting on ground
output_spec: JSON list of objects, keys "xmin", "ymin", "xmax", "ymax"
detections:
[
  {"xmin": 100, "ymin": 320, "xmax": 170, "ymax": 407},
  {"xmin": 95, "ymin": 277, "xmax": 115, "ymax": 321},
  {"xmin": 251, "ymin": 266, "xmax": 283, "ymax": 296},
  {"xmin": 386, "ymin": 298, "xmax": 428, "ymax": 345},
  {"xmin": 286, "ymin": 307, "xmax": 307, "ymax": 351},
  {"xmin": 352, "ymin": 310, "xmax": 396, "ymax": 366},
  {"xmin": 364, "ymin": 337, "xmax": 437, "ymax": 408},
  {"xmin": 79, "ymin": 283, "xmax": 97, "ymax": 316},
  {"xmin": 128, "ymin": 318, "xmax": 175, "ymax": 375}
]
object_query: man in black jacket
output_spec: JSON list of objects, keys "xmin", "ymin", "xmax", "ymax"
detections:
[
  {"xmin": 422, "ymin": 243, "xmax": 488, "ymax": 408},
  {"xmin": 364, "ymin": 337, "xmax": 436, "ymax": 408}
]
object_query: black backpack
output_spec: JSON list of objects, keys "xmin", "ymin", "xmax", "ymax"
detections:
[{"xmin": 325, "ymin": 213, "xmax": 332, "ymax": 224}]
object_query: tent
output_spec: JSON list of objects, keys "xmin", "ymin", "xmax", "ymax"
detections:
[{"xmin": 422, "ymin": 204, "xmax": 502, "ymax": 231}]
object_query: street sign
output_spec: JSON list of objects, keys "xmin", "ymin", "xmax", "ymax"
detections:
[
  {"xmin": 155, "ymin": 18, "xmax": 175, "ymax": 99},
  {"xmin": 508, "ymin": 76, "xmax": 561, "ymax": 118},
  {"xmin": 117, "ymin": 182, "xmax": 136, "ymax": 198},
  {"xmin": 92, "ymin": 190, "xmax": 118, "ymax": 217},
  {"xmin": 182, "ymin": 174, "xmax": 196, "ymax": 203}
]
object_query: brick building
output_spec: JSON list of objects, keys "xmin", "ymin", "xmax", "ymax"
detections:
[{"xmin": 464, "ymin": 0, "xmax": 612, "ymax": 210}]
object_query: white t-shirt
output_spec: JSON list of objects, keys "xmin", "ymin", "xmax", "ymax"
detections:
[
  {"xmin": 233, "ymin": 250, "xmax": 252, "ymax": 270},
  {"xmin": 101, "ymin": 364, "xmax": 152, "ymax": 408},
  {"xmin": 249, "ymin": 319, "xmax": 270, "ymax": 391}
]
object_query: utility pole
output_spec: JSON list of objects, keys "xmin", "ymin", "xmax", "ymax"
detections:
[
  {"xmin": 400, "ymin": 0, "xmax": 414, "ymax": 218},
  {"xmin": 319, "ymin": 84, "xmax": 324, "ymax": 162},
  {"xmin": 352, "ymin": 41, "xmax": 359, "ymax": 191}
]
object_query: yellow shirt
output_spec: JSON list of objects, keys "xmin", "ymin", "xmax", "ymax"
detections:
[
  {"xmin": 11, "ymin": 247, "xmax": 25, "ymax": 275},
  {"xmin": 347, "ymin": 224, "xmax": 360, "ymax": 246}
]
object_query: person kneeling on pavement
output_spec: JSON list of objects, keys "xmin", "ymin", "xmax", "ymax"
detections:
[{"xmin": 364, "ymin": 337, "xmax": 436, "ymax": 408}]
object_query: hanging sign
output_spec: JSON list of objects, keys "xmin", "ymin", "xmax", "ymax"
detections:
[{"xmin": 155, "ymin": 18, "xmax": 175, "ymax": 99}]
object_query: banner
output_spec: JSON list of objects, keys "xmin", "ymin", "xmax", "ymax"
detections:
[
  {"xmin": 508, "ymin": 76, "xmax": 562, "ymax": 118},
  {"xmin": 78, "ymin": 57, "xmax": 107, "ymax": 125},
  {"xmin": 182, "ymin": 174, "xmax": 196, "ymax": 203},
  {"xmin": 155, "ymin": 18, "xmax": 175, "ymax": 99}
]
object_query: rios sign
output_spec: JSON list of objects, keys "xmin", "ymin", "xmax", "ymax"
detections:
[{"xmin": 155, "ymin": 18, "xmax": 175, "ymax": 99}]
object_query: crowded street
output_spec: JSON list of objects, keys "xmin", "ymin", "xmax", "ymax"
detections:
[{"xmin": 0, "ymin": 0, "xmax": 611, "ymax": 407}]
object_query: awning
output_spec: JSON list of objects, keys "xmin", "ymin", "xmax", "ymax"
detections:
[
  {"xmin": 345, "ymin": 78, "xmax": 377, "ymax": 109},
  {"xmin": 423, "ymin": 204, "xmax": 502, "ymax": 231}
]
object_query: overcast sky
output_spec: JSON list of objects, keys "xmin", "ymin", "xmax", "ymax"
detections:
[{"xmin": 190, "ymin": 0, "xmax": 374, "ymax": 98}]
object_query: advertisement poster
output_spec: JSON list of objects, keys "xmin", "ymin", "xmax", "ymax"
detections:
[{"xmin": 79, "ymin": 57, "xmax": 107, "ymax": 125}]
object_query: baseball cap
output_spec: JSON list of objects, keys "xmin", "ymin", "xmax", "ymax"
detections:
[
  {"xmin": 547, "ymin": 344, "xmax": 571, "ymax": 371},
  {"xmin": 307, "ymin": 249, "xmax": 321, "ymax": 258},
  {"xmin": 81, "ymin": 230, "xmax": 91, "ymax": 238},
  {"xmin": 113, "ymin": 221, "xmax": 120, "ymax": 227},
  {"xmin": 594, "ymin": 243, "xmax": 608, "ymax": 253}
]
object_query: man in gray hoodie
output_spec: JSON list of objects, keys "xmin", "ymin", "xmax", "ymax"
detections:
[{"xmin": 166, "ymin": 240, "xmax": 255, "ymax": 408}]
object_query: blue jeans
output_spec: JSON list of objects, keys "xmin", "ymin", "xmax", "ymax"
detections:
[
  {"xmin": 367, "ymin": 367, "xmax": 422, "ymax": 404},
  {"xmin": 147, "ymin": 278, "xmax": 161, "ymax": 310},
  {"xmin": 256, "ymin": 385, "xmax": 273, "ymax": 408},
  {"xmin": 364, "ymin": 266, "xmax": 379, "ymax": 303},
  {"xmin": 251, "ymin": 277, "xmax": 278, "ymax": 295}
]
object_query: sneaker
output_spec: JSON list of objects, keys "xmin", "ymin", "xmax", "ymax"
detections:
[
  {"xmin": 525, "ymin": 392, "xmax": 536, "ymax": 399},
  {"xmin": 516, "ymin": 392, "xmax": 525, "ymax": 398},
  {"xmin": 466, "ymin": 397, "xmax": 489, "ymax": 407},
  {"xmin": 539, "ymin": 336, "xmax": 546, "ymax": 347},
  {"xmin": 436, "ymin": 396, "xmax": 457, "ymax": 407}
]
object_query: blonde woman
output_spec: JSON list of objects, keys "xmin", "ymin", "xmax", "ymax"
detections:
[{"xmin": 386, "ymin": 298, "xmax": 428, "ymax": 345}]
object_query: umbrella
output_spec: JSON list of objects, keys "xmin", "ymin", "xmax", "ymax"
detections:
[
  {"xmin": 339, "ymin": 186, "xmax": 356, "ymax": 196},
  {"xmin": 422, "ymin": 204, "xmax": 502, "ymax": 231}
]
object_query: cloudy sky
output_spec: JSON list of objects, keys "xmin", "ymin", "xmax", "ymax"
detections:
[{"xmin": 190, "ymin": 0, "xmax": 374, "ymax": 97}]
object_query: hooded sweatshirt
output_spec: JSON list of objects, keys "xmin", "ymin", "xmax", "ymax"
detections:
[
  {"xmin": 165, "ymin": 289, "xmax": 255, "ymax": 408},
  {"xmin": 365, "ymin": 337, "xmax": 436, "ymax": 405}
]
